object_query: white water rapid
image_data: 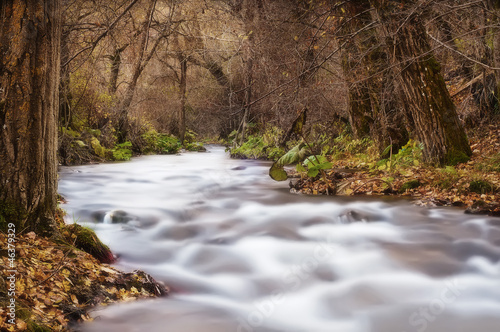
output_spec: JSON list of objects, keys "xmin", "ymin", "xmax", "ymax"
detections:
[{"xmin": 58, "ymin": 146, "xmax": 500, "ymax": 332}]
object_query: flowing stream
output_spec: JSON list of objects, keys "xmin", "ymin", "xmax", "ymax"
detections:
[{"xmin": 58, "ymin": 146, "xmax": 500, "ymax": 332}]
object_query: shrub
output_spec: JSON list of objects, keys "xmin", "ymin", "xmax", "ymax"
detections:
[
  {"xmin": 112, "ymin": 141, "xmax": 133, "ymax": 161},
  {"xmin": 157, "ymin": 135, "xmax": 181, "ymax": 154},
  {"xmin": 185, "ymin": 142, "xmax": 206, "ymax": 152},
  {"xmin": 372, "ymin": 139, "xmax": 423, "ymax": 172},
  {"xmin": 229, "ymin": 126, "xmax": 290, "ymax": 160}
]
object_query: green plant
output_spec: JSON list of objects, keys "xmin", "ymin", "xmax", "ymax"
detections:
[
  {"xmin": 299, "ymin": 155, "xmax": 333, "ymax": 178},
  {"xmin": 230, "ymin": 135, "xmax": 266, "ymax": 159},
  {"xmin": 230, "ymin": 126, "xmax": 287, "ymax": 160},
  {"xmin": 434, "ymin": 166, "xmax": 460, "ymax": 189},
  {"xmin": 90, "ymin": 137, "xmax": 107, "ymax": 158},
  {"xmin": 185, "ymin": 142, "xmax": 206, "ymax": 152},
  {"xmin": 141, "ymin": 129, "xmax": 161, "ymax": 154},
  {"xmin": 469, "ymin": 180, "xmax": 496, "ymax": 194},
  {"xmin": 112, "ymin": 141, "xmax": 133, "ymax": 161},
  {"xmin": 269, "ymin": 141, "xmax": 310, "ymax": 181},
  {"xmin": 157, "ymin": 135, "xmax": 181, "ymax": 154},
  {"xmin": 184, "ymin": 129, "xmax": 197, "ymax": 144},
  {"xmin": 372, "ymin": 139, "xmax": 423, "ymax": 172}
]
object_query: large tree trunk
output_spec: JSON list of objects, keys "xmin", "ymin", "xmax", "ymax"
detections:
[
  {"xmin": 372, "ymin": 1, "xmax": 471, "ymax": 165},
  {"xmin": 0, "ymin": 0, "xmax": 62, "ymax": 234}
]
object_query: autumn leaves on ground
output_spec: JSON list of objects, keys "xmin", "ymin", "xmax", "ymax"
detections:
[{"xmin": 0, "ymin": 218, "xmax": 167, "ymax": 332}]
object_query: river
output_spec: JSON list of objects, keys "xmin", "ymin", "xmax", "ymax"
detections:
[{"xmin": 58, "ymin": 146, "xmax": 500, "ymax": 332}]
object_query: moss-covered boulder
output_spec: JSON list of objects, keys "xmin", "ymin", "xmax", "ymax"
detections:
[
  {"xmin": 63, "ymin": 224, "xmax": 115, "ymax": 263},
  {"xmin": 399, "ymin": 179, "xmax": 422, "ymax": 193}
]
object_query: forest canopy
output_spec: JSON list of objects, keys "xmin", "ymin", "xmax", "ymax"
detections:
[{"xmin": 50, "ymin": 0, "xmax": 499, "ymax": 166}]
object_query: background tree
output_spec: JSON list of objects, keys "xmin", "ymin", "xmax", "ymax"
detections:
[{"xmin": 339, "ymin": 0, "xmax": 408, "ymax": 154}]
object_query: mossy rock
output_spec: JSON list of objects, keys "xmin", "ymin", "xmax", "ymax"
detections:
[
  {"xmin": 445, "ymin": 149, "xmax": 470, "ymax": 166},
  {"xmin": 90, "ymin": 137, "xmax": 107, "ymax": 158},
  {"xmin": 185, "ymin": 142, "xmax": 206, "ymax": 152},
  {"xmin": 61, "ymin": 127, "xmax": 81, "ymax": 138},
  {"xmin": 64, "ymin": 224, "xmax": 115, "ymax": 263},
  {"xmin": 469, "ymin": 180, "xmax": 496, "ymax": 194},
  {"xmin": 399, "ymin": 179, "xmax": 422, "ymax": 193},
  {"xmin": 0, "ymin": 200, "xmax": 27, "ymax": 230}
]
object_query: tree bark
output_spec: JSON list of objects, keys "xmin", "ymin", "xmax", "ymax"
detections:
[
  {"xmin": 178, "ymin": 55, "xmax": 187, "ymax": 144},
  {"xmin": 0, "ymin": 0, "xmax": 62, "ymax": 233},
  {"xmin": 340, "ymin": 2, "xmax": 376, "ymax": 139},
  {"xmin": 116, "ymin": 0, "xmax": 159, "ymax": 142},
  {"xmin": 341, "ymin": 1, "xmax": 408, "ymax": 154},
  {"xmin": 108, "ymin": 44, "xmax": 128, "ymax": 95},
  {"xmin": 239, "ymin": 40, "xmax": 253, "ymax": 145},
  {"xmin": 372, "ymin": 1, "xmax": 471, "ymax": 165},
  {"xmin": 488, "ymin": 0, "xmax": 500, "ymax": 112},
  {"xmin": 59, "ymin": 28, "xmax": 72, "ymax": 129}
]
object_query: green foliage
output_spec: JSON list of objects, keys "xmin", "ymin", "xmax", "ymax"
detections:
[
  {"xmin": 157, "ymin": 135, "xmax": 182, "ymax": 154},
  {"xmin": 328, "ymin": 131, "xmax": 374, "ymax": 161},
  {"xmin": 74, "ymin": 140, "xmax": 87, "ymax": 148},
  {"xmin": 61, "ymin": 127, "xmax": 81, "ymax": 138},
  {"xmin": 90, "ymin": 137, "xmax": 107, "ymax": 158},
  {"xmin": 399, "ymin": 179, "xmax": 422, "ymax": 193},
  {"xmin": 141, "ymin": 130, "xmax": 181, "ymax": 154},
  {"xmin": 303, "ymin": 155, "xmax": 333, "ymax": 178},
  {"xmin": 469, "ymin": 180, "xmax": 496, "ymax": 194},
  {"xmin": 85, "ymin": 128, "xmax": 101, "ymax": 137},
  {"xmin": 112, "ymin": 141, "xmax": 133, "ymax": 161},
  {"xmin": 269, "ymin": 142, "xmax": 310, "ymax": 181},
  {"xmin": 231, "ymin": 135, "xmax": 265, "ymax": 159},
  {"xmin": 269, "ymin": 163, "xmax": 288, "ymax": 181},
  {"xmin": 184, "ymin": 129, "xmax": 197, "ymax": 144},
  {"xmin": 185, "ymin": 142, "xmax": 206, "ymax": 152},
  {"xmin": 141, "ymin": 129, "xmax": 161, "ymax": 154},
  {"xmin": 230, "ymin": 127, "xmax": 287, "ymax": 160},
  {"xmin": 371, "ymin": 140, "xmax": 423, "ymax": 172}
]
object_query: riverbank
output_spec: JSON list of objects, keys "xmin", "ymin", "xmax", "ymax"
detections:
[
  {"xmin": 288, "ymin": 125, "xmax": 500, "ymax": 216},
  {"xmin": 0, "ymin": 212, "xmax": 167, "ymax": 332},
  {"xmin": 229, "ymin": 124, "xmax": 500, "ymax": 216},
  {"xmin": 58, "ymin": 125, "xmax": 207, "ymax": 166}
]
